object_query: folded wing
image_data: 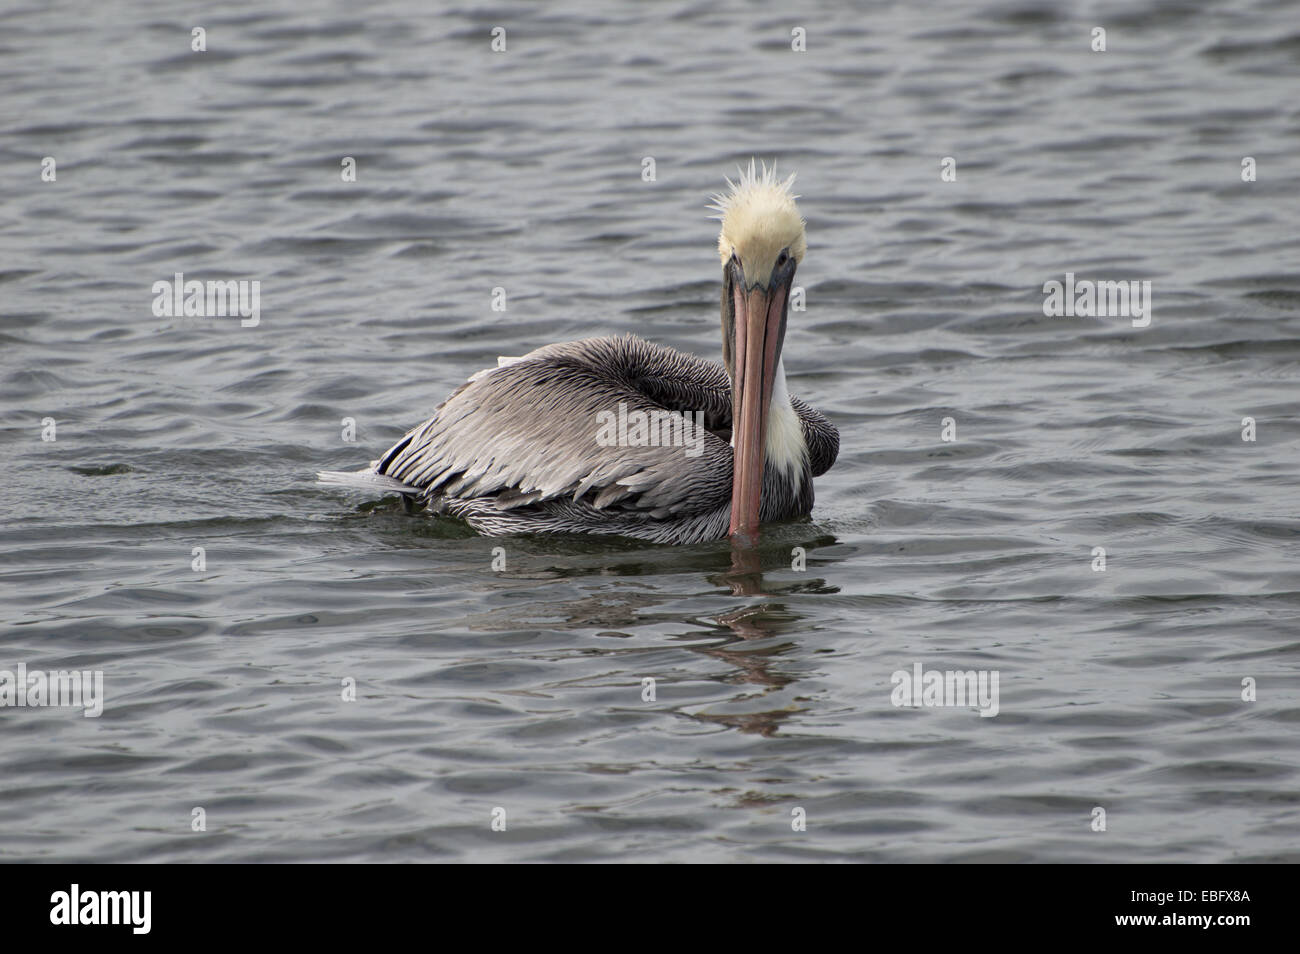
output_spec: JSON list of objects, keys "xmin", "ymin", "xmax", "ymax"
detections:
[{"xmin": 373, "ymin": 335, "xmax": 736, "ymax": 519}]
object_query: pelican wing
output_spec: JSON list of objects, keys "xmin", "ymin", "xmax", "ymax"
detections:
[{"xmin": 373, "ymin": 335, "xmax": 735, "ymax": 518}]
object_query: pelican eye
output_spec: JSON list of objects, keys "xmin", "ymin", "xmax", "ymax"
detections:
[{"xmin": 776, "ymin": 248, "xmax": 790, "ymax": 267}]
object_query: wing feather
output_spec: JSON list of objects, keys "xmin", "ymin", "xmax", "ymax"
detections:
[{"xmin": 374, "ymin": 335, "xmax": 735, "ymax": 517}]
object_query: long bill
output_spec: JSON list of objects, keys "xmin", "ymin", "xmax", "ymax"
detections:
[{"xmin": 729, "ymin": 280, "xmax": 788, "ymax": 543}]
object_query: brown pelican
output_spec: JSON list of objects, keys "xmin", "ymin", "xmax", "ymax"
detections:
[{"xmin": 318, "ymin": 161, "xmax": 838, "ymax": 544}]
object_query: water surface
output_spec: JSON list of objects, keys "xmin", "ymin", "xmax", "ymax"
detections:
[{"xmin": 1, "ymin": 0, "xmax": 1298, "ymax": 862}]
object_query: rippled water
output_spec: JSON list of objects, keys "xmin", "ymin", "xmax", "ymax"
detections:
[{"xmin": 2, "ymin": 0, "xmax": 1298, "ymax": 862}]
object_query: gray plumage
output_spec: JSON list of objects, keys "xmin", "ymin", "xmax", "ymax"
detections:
[{"xmin": 318, "ymin": 334, "xmax": 837, "ymax": 544}]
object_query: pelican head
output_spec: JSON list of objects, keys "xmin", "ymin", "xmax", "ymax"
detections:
[{"xmin": 709, "ymin": 161, "xmax": 806, "ymax": 542}]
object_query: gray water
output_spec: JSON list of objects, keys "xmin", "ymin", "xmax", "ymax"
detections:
[{"xmin": 2, "ymin": 0, "xmax": 1298, "ymax": 863}]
